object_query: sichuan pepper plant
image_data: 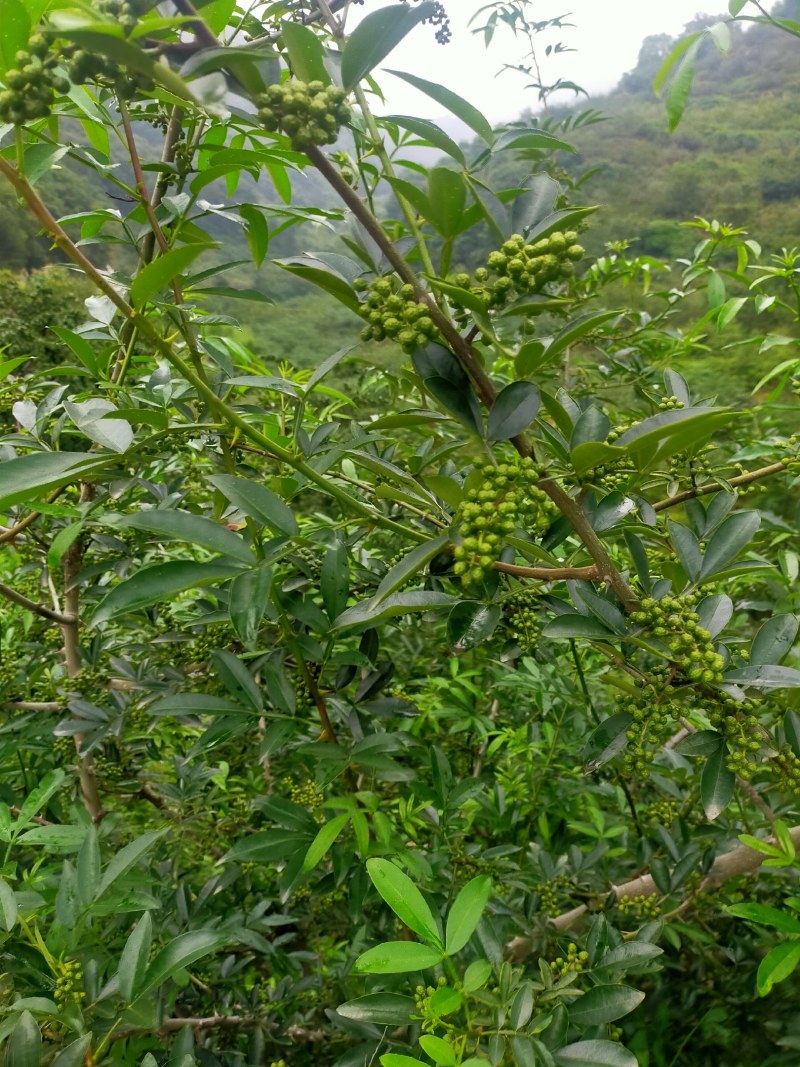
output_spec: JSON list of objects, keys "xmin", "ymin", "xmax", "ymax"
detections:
[{"xmin": 0, "ymin": 1, "xmax": 799, "ymax": 1065}]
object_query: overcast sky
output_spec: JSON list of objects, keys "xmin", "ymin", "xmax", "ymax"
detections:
[{"xmin": 358, "ymin": 0, "xmax": 769, "ymax": 126}]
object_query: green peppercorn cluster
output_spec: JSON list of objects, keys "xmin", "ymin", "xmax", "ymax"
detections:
[
  {"xmin": 620, "ymin": 682, "xmax": 684, "ymax": 780},
  {"xmin": 93, "ymin": 750, "xmax": 128, "ymax": 784},
  {"xmin": 269, "ymin": 1061, "xmax": 288, "ymax": 1067},
  {"xmin": 608, "ymin": 1026, "xmax": 623, "ymax": 1042},
  {"xmin": 68, "ymin": 665, "xmax": 107, "ymax": 703},
  {"xmin": 451, "ymin": 230, "xmax": 584, "ymax": 316},
  {"xmin": 772, "ymin": 745, "xmax": 800, "ymax": 794},
  {"xmin": 504, "ymin": 588, "xmax": 541, "ymax": 654},
  {"xmin": 125, "ymin": 705, "xmax": 150, "ymax": 735},
  {"xmin": 354, "ymin": 276, "xmax": 438, "ymax": 351},
  {"xmin": 550, "ymin": 943, "xmax": 589, "ymax": 980},
  {"xmin": 453, "ymin": 457, "xmax": 555, "ymax": 586},
  {"xmin": 414, "ymin": 976, "xmax": 449, "ymax": 1032},
  {"xmin": 255, "ymin": 79, "xmax": 351, "ymax": 149},
  {"xmin": 536, "ymin": 875, "xmax": 571, "ymax": 917},
  {"xmin": 0, "ymin": 35, "xmax": 69, "ymax": 125},
  {"xmin": 656, "ymin": 394, "xmax": 685, "ymax": 412},
  {"xmin": 630, "ymin": 595, "xmax": 725, "ymax": 685},
  {"xmin": 705, "ymin": 693, "xmax": 762, "ymax": 777},
  {"xmin": 644, "ymin": 798, "xmax": 679, "ymax": 826},
  {"xmin": 53, "ymin": 736, "xmax": 76, "ymax": 765},
  {"xmin": 54, "ymin": 960, "xmax": 84, "ymax": 1004},
  {"xmin": 287, "ymin": 777, "xmax": 325, "ymax": 810},
  {"xmin": 618, "ymin": 892, "xmax": 661, "ymax": 920},
  {"xmin": 67, "ymin": 49, "xmax": 152, "ymax": 97}
]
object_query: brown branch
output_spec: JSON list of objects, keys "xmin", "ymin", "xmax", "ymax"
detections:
[
  {"xmin": 170, "ymin": 0, "xmax": 220, "ymax": 49},
  {"xmin": 4, "ymin": 701, "xmax": 62, "ymax": 711},
  {"xmin": 0, "ymin": 581, "xmax": 75, "ymax": 624},
  {"xmin": 653, "ymin": 460, "xmax": 789, "ymax": 512},
  {"xmin": 494, "ymin": 561, "xmax": 599, "ymax": 581},
  {"xmin": 112, "ymin": 1015, "xmax": 259, "ymax": 1040},
  {"xmin": 507, "ymin": 823, "xmax": 800, "ymax": 955}
]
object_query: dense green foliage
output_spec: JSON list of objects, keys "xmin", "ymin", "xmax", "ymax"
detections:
[{"xmin": 0, "ymin": 3, "xmax": 799, "ymax": 1067}]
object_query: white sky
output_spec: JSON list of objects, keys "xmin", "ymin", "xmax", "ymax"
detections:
[{"xmin": 357, "ymin": 0, "xmax": 766, "ymax": 126}]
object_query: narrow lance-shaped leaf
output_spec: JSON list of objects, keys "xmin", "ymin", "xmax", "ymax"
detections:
[
  {"xmin": 701, "ymin": 744, "xmax": 735, "ymax": 821},
  {"xmin": 445, "ymin": 875, "xmax": 491, "ymax": 954},
  {"xmin": 354, "ymin": 941, "xmax": 444, "ymax": 974},
  {"xmin": 117, "ymin": 912, "xmax": 153, "ymax": 1002},
  {"xmin": 366, "ymin": 857, "xmax": 441, "ymax": 946},
  {"xmin": 341, "ymin": 3, "xmax": 436, "ymax": 90}
]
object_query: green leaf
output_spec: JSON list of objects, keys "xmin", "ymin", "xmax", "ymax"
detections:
[
  {"xmin": 419, "ymin": 1035, "xmax": 457, "ymax": 1066},
  {"xmin": 674, "ymin": 730, "xmax": 723, "ymax": 757},
  {"xmin": 281, "ymin": 20, "xmax": 329, "ymax": 84},
  {"xmin": 15, "ymin": 770, "xmax": 65, "ymax": 829},
  {"xmin": 52, "ymin": 1036, "xmax": 93, "ymax": 1067},
  {"xmin": 750, "ymin": 615, "xmax": 798, "ymax": 666},
  {"xmin": 341, "ymin": 2, "xmax": 436, "ymax": 89},
  {"xmin": 366, "ymin": 857, "xmax": 441, "ymax": 946},
  {"xmin": 665, "ymin": 38, "xmax": 702, "ymax": 132},
  {"xmin": 137, "ymin": 931, "xmax": 227, "ymax": 1000},
  {"xmin": 380, "ymin": 1057, "xmax": 427, "ymax": 1067},
  {"xmin": 384, "ymin": 115, "xmax": 466, "ymax": 165},
  {"xmin": 726, "ymin": 903, "xmax": 800, "ymax": 935},
  {"xmin": 239, "ymin": 204, "xmax": 269, "ymax": 267},
  {"xmin": 463, "ymin": 958, "xmax": 492, "ymax": 991},
  {"xmin": 653, "ymin": 31, "xmax": 704, "ymax": 99},
  {"xmin": 354, "ymin": 941, "xmax": 444, "ymax": 974},
  {"xmin": 426, "ymin": 166, "xmax": 467, "ymax": 239},
  {"xmin": 582, "ymin": 711, "xmax": 633, "ymax": 770},
  {"xmin": 91, "ymin": 561, "xmax": 243, "ymax": 626},
  {"xmin": 447, "ymin": 603, "xmax": 501, "ymax": 651},
  {"xmin": 375, "ymin": 535, "xmax": 450, "ymax": 605},
  {"xmin": 445, "ymin": 875, "xmax": 491, "ymax": 955},
  {"xmin": 786, "ymin": 710, "xmax": 800, "ymax": 758},
  {"xmin": 334, "ymin": 591, "xmax": 460, "ymax": 631},
  {"xmin": 229, "ymin": 565, "xmax": 273, "ymax": 646},
  {"xmin": 275, "ymin": 258, "xmax": 361, "ymax": 313},
  {"xmin": 222, "ymin": 830, "xmax": 309, "ymax": 863},
  {"xmin": 570, "ymin": 442, "xmax": 626, "ymax": 477},
  {"xmin": 0, "ymin": 0, "xmax": 29, "ymax": 76},
  {"xmin": 387, "ymin": 70, "xmax": 494, "ymax": 144},
  {"xmin": 722, "ymin": 665, "xmax": 800, "ymax": 690},
  {"xmin": 118, "ymin": 913, "xmax": 153, "ymax": 1002},
  {"xmin": 302, "ymin": 813, "xmax": 350, "ymax": 873},
  {"xmin": 211, "ymin": 649, "xmax": 263, "ymax": 712},
  {"xmin": 113, "ymin": 510, "xmax": 254, "ymax": 564},
  {"xmin": 424, "ymin": 375, "xmax": 483, "ymax": 435},
  {"xmin": 569, "ymin": 985, "xmax": 645, "ymax": 1026},
  {"xmin": 97, "ymin": 830, "xmax": 167, "ymax": 898},
  {"xmin": 321, "ymin": 539, "xmax": 349, "ymax": 622},
  {"xmin": 541, "ymin": 616, "xmax": 616, "ymax": 640},
  {"xmin": 6, "ymin": 1012, "xmax": 41, "ymax": 1067},
  {"xmin": 729, "ymin": 0, "xmax": 749, "ymax": 15},
  {"xmin": 0, "ymin": 878, "xmax": 17, "ymax": 931},
  {"xmin": 130, "ymin": 245, "xmax": 207, "ymax": 308},
  {"xmin": 209, "ymin": 474, "xmax": 298, "ymax": 536},
  {"xmin": 699, "ymin": 511, "xmax": 760, "ymax": 580},
  {"xmin": 668, "ymin": 520, "xmax": 702, "ymax": 582},
  {"xmin": 555, "ymin": 1041, "xmax": 637, "ymax": 1067},
  {"xmin": 487, "ymin": 381, "xmax": 540, "ymax": 441},
  {"xmin": 545, "ymin": 311, "xmax": 619, "ymax": 364},
  {"xmin": 597, "ymin": 943, "xmax": 663, "ymax": 972},
  {"xmin": 337, "ymin": 994, "xmax": 416, "ymax": 1025},
  {"xmin": 757, "ymin": 940, "xmax": 800, "ymax": 996},
  {"xmin": 77, "ymin": 825, "xmax": 100, "ymax": 906},
  {"xmin": 701, "ymin": 744, "xmax": 735, "ymax": 821},
  {"xmin": 0, "ymin": 452, "xmax": 106, "ymax": 511},
  {"xmin": 17, "ymin": 825, "xmax": 87, "ymax": 850}
]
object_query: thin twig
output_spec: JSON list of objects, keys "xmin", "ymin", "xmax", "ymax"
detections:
[
  {"xmin": 494, "ymin": 561, "xmax": 599, "ymax": 580},
  {"xmin": 652, "ymin": 460, "xmax": 789, "ymax": 512}
]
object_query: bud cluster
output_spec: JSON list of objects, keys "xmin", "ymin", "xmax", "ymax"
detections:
[
  {"xmin": 453, "ymin": 457, "xmax": 555, "ymax": 586},
  {"xmin": 414, "ymin": 976, "xmax": 449, "ymax": 1032},
  {"xmin": 256, "ymin": 79, "xmax": 351, "ymax": 149},
  {"xmin": 536, "ymin": 875, "xmax": 572, "ymax": 917},
  {"xmin": 705, "ymin": 693, "xmax": 762, "ymax": 777},
  {"xmin": 644, "ymin": 798, "xmax": 679, "ymax": 827},
  {"xmin": 354, "ymin": 276, "xmax": 438, "ymax": 352}
]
